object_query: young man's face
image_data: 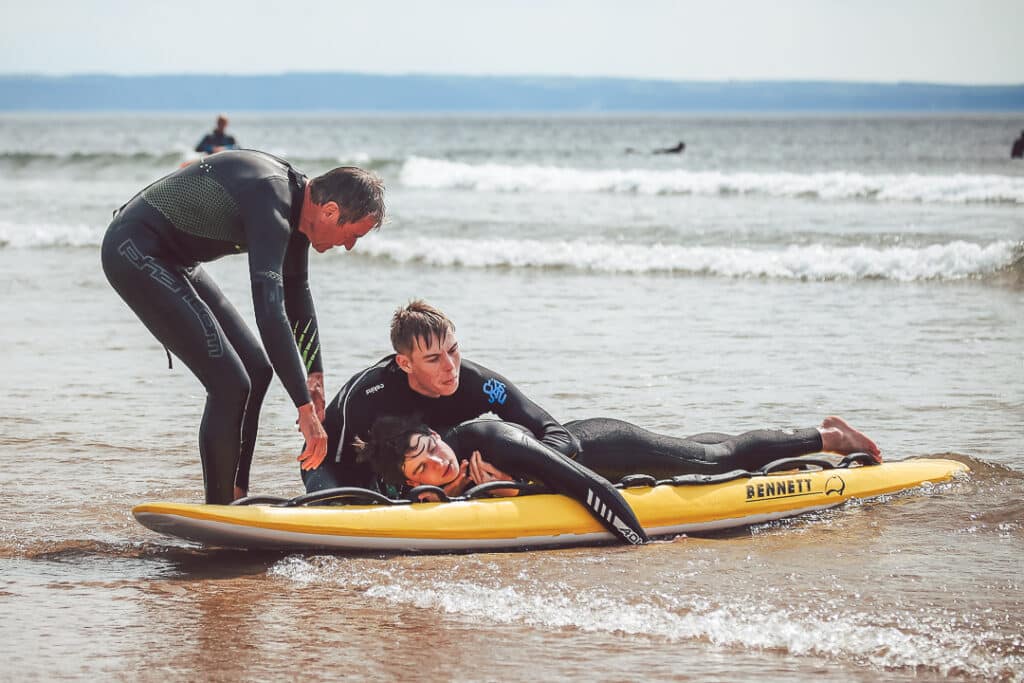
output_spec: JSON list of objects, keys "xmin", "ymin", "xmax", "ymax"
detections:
[
  {"xmin": 401, "ymin": 430, "xmax": 459, "ymax": 487},
  {"xmin": 397, "ymin": 329, "xmax": 461, "ymax": 398}
]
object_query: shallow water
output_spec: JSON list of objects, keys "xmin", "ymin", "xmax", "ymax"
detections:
[{"xmin": 0, "ymin": 113, "xmax": 1022, "ymax": 681}]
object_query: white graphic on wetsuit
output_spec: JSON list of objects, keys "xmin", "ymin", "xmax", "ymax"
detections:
[
  {"xmin": 482, "ymin": 378, "xmax": 508, "ymax": 405},
  {"xmin": 586, "ymin": 488, "xmax": 644, "ymax": 545},
  {"xmin": 117, "ymin": 239, "xmax": 224, "ymax": 358}
]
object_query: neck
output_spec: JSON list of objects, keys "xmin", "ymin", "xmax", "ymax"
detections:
[
  {"xmin": 406, "ymin": 374, "xmax": 439, "ymax": 398},
  {"xmin": 297, "ymin": 185, "xmax": 316, "ymax": 240}
]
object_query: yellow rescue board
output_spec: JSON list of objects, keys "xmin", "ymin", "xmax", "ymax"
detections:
[{"xmin": 133, "ymin": 458, "xmax": 967, "ymax": 552}]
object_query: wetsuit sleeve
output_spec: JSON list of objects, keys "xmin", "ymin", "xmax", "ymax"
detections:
[
  {"xmin": 464, "ymin": 363, "xmax": 580, "ymax": 458},
  {"xmin": 449, "ymin": 420, "xmax": 647, "ymax": 545},
  {"xmin": 195, "ymin": 134, "xmax": 214, "ymax": 154},
  {"xmin": 302, "ymin": 362, "xmax": 390, "ymax": 492},
  {"xmin": 282, "ymin": 235, "xmax": 323, "ymax": 375},
  {"xmin": 241, "ymin": 176, "xmax": 312, "ymax": 408}
]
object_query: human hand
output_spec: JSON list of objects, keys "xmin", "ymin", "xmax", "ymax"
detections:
[
  {"xmin": 307, "ymin": 372, "xmax": 326, "ymax": 422},
  {"xmin": 296, "ymin": 402, "xmax": 328, "ymax": 470},
  {"xmin": 468, "ymin": 450, "xmax": 518, "ymax": 497}
]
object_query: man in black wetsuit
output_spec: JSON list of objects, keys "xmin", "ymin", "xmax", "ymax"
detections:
[
  {"xmin": 301, "ymin": 300, "xmax": 578, "ymax": 495},
  {"xmin": 195, "ymin": 114, "xmax": 238, "ymax": 154},
  {"xmin": 102, "ymin": 150, "xmax": 385, "ymax": 504},
  {"xmin": 304, "ymin": 300, "xmax": 880, "ymax": 498}
]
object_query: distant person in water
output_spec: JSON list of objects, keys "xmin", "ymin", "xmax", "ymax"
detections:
[
  {"xmin": 625, "ymin": 141, "xmax": 686, "ymax": 155},
  {"xmin": 653, "ymin": 141, "xmax": 686, "ymax": 154},
  {"xmin": 1012, "ymin": 130, "xmax": 1024, "ymax": 159},
  {"xmin": 195, "ymin": 115, "xmax": 238, "ymax": 154}
]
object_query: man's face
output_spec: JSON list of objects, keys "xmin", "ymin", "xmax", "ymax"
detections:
[
  {"xmin": 308, "ymin": 210, "xmax": 376, "ymax": 253},
  {"xmin": 400, "ymin": 430, "xmax": 459, "ymax": 487},
  {"xmin": 398, "ymin": 330, "xmax": 461, "ymax": 398}
]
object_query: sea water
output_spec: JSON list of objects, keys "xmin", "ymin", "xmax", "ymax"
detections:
[{"xmin": 0, "ymin": 112, "xmax": 1021, "ymax": 681}]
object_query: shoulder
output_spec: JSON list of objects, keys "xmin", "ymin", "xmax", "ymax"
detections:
[
  {"xmin": 456, "ymin": 358, "xmax": 513, "ymax": 406},
  {"xmin": 344, "ymin": 355, "xmax": 399, "ymax": 395}
]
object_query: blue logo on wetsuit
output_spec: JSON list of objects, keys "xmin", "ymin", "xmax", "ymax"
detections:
[{"xmin": 482, "ymin": 378, "xmax": 507, "ymax": 405}]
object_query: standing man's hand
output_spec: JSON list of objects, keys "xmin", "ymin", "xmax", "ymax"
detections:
[
  {"xmin": 307, "ymin": 372, "xmax": 326, "ymax": 421},
  {"xmin": 296, "ymin": 402, "xmax": 328, "ymax": 470}
]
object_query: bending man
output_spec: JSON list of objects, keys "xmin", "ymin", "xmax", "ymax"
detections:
[{"xmin": 102, "ymin": 150, "xmax": 385, "ymax": 503}]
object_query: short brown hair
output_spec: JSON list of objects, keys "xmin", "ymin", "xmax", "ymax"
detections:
[
  {"xmin": 308, "ymin": 166, "xmax": 386, "ymax": 228},
  {"xmin": 353, "ymin": 414, "xmax": 430, "ymax": 486},
  {"xmin": 389, "ymin": 300, "xmax": 455, "ymax": 355}
]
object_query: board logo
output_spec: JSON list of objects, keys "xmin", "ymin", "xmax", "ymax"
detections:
[
  {"xmin": 745, "ymin": 477, "xmax": 815, "ymax": 502},
  {"xmin": 824, "ymin": 474, "xmax": 847, "ymax": 496}
]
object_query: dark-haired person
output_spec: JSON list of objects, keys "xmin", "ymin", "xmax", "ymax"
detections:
[
  {"xmin": 353, "ymin": 412, "xmax": 878, "ymax": 544},
  {"xmin": 301, "ymin": 300, "xmax": 880, "ymax": 496},
  {"xmin": 355, "ymin": 415, "xmax": 649, "ymax": 545},
  {"xmin": 1012, "ymin": 130, "xmax": 1024, "ymax": 159},
  {"xmin": 301, "ymin": 300, "xmax": 579, "ymax": 494},
  {"xmin": 102, "ymin": 150, "xmax": 386, "ymax": 504}
]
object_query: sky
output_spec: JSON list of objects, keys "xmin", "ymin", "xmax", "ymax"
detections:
[{"xmin": 1, "ymin": 0, "xmax": 1022, "ymax": 85}]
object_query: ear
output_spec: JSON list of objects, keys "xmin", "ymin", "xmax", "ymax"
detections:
[
  {"xmin": 321, "ymin": 201, "xmax": 340, "ymax": 222},
  {"xmin": 395, "ymin": 353, "xmax": 413, "ymax": 374}
]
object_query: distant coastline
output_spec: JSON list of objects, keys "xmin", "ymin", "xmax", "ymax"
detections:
[{"xmin": 2, "ymin": 72, "xmax": 1023, "ymax": 112}]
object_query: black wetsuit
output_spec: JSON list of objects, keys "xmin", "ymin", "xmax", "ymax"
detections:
[
  {"xmin": 566, "ymin": 418, "xmax": 822, "ymax": 480},
  {"xmin": 445, "ymin": 420, "xmax": 647, "ymax": 545},
  {"xmin": 302, "ymin": 356, "xmax": 580, "ymax": 493},
  {"xmin": 1012, "ymin": 135, "xmax": 1024, "ymax": 159},
  {"xmin": 101, "ymin": 150, "xmax": 321, "ymax": 504},
  {"xmin": 195, "ymin": 131, "xmax": 238, "ymax": 154},
  {"xmin": 440, "ymin": 418, "xmax": 821, "ymax": 545}
]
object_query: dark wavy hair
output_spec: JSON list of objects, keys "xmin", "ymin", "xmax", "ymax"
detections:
[{"xmin": 353, "ymin": 414, "xmax": 431, "ymax": 486}]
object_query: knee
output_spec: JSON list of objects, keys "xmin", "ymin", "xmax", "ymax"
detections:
[
  {"xmin": 249, "ymin": 360, "xmax": 273, "ymax": 398},
  {"xmin": 210, "ymin": 370, "xmax": 252, "ymax": 410}
]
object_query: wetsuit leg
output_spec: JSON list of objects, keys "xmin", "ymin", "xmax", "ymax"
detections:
[
  {"xmin": 566, "ymin": 418, "xmax": 822, "ymax": 482},
  {"xmin": 101, "ymin": 218, "xmax": 250, "ymax": 504},
  {"xmin": 188, "ymin": 267, "xmax": 273, "ymax": 492},
  {"xmin": 449, "ymin": 420, "xmax": 648, "ymax": 545}
]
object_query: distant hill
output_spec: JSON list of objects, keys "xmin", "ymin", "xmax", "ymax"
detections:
[{"xmin": 2, "ymin": 72, "xmax": 1023, "ymax": 111}]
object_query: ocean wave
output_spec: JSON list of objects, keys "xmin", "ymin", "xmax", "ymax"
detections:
[
  {"xmin": 359, "ymin": 236, "xmax": 1022, "ymax": 282},
  {"xmin": 0, "ymin": 221, "xmax": 104, "ymax": 248},
  {"xmin": 270, "ymin": 557, "xmax": 1021, "ymax": 680},
  {"xmin": 400, "ymin": 157, "xmax": 1024, "ymax": 204},
  {"xmin": 0, "ymin": 150, "xmax": 400, "ymax": 173}
]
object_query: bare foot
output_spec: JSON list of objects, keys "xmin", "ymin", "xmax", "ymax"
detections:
[{"xmin": 819, "ymin": 416, "xmax": 882, "ymax": 462}]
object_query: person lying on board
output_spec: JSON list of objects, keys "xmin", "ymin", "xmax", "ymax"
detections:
[
  {"xmin": 356, "ymin": 413, "xmax": 880, "ymax": 501},
  {"xmin": 353, "ymin": 412, "xmax": 880, "ymax": 544},
  {"xmin": 355, "ymin": 413, "xmax": 649, "ymax": 545},
  {"xmin": 300, "ymin": 299, "xmax": 881, "ymax": 498}
]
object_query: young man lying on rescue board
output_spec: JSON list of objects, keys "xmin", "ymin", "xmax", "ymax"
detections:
[
  {"xmin": 295, "ymin": 299, "xmax": 881, "ymax": 502},
  {"xmin": 353, "ymin": 411, "xmax": 881, "ymax": 545}
]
